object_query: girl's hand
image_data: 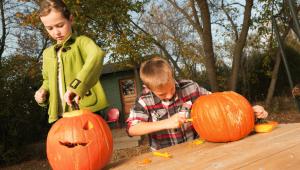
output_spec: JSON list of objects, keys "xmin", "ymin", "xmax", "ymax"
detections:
[
  {"xmin": 35, "ymin": 88, "xmax": 48, "ymax": 103},
  {"xmin": 165, "ymin": 113, "xmax": 186, "ymax": 129},
  {"xmin": 64, "ymin": 89, "xmax": 81, "ymax": 106},
  {"xmin": 253, "ymin": 105, "xmax": 268, "ymax": 119}
]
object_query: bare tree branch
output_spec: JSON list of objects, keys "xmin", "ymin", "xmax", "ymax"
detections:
[
  {"xmin": 129, "ymin": 18, "xmax": 184, "ymax": 75},
  {"xmin": 190, "ymin": 0, "xmax": 203, "ymax": 38},
  {"xmin": 227, "ymin": 2, "xmax": 245, "ymax": 8},
  {"xmin": 221, "ymin": 0, "xmax": 239, "ymax": 41},
  {"xmin": 167, "ymin": 0, "xmax": 203, "ymax": 36}
]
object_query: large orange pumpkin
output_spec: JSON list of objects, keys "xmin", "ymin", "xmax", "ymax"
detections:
[
  {"xmin": 46, "ymin": 109, "xmax": 113, "ymax": 170},
  {"xmin": 191, "ymin": 91, "xmax": 254, "ymax": 142}
]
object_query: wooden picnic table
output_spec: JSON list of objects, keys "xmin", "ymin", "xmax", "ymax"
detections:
[{"xmin": 105, "ymin": 123, "xmax": 300, "ymax": 170}]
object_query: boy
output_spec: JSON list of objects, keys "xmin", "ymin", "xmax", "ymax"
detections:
[
  {"xmin": 127, "ymin": 56, "xmax": 268, "ymax": 150},
  {"xmin": 292, "ymin": 84, "xmax": 300, "ymax": 111}
]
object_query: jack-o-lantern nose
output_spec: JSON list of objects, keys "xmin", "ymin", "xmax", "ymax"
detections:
[{"xmin": 83, "ymin": 121, "xmax": 93, "ymax": 130}]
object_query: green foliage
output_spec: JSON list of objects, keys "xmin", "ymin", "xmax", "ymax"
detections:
[
  {"xmin": 0, "ymin": 55, "xmax": 49, "ymax": 165},
  {"xmin": 59, "ymin": 0, "xmax": 152, "ymax": 64},
  {"xmin": 276, "ymin": 45, "xmax": 300, "ymax": 94},
  {"xmin": 237, "ymin": 44, "xmax": 300, "ymax": 102},
  {"xmin": 22, "ymin": 0, "xmax": 152, "ymax": 67},
  {"xmin": 177, "ymin": 57, "xmax": 230, "ymax": 92},
  {"xmin": 239, "ymin": 52, "xmax": 273, "ymax": 101}
]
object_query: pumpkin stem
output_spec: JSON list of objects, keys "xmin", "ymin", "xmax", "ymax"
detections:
[{"xmin": 62, "ymin": 110, "xmax": 83, "ymax": 118}]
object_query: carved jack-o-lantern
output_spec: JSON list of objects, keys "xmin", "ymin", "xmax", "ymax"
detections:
[{"xmin": 46, "ymin": 109, "xmax": 113, "ymax": 170}]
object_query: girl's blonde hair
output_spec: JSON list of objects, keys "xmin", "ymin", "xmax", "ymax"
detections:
[
  {"xmin": 140, "ymin": 56, "xmax": 174, "ymax": 90},
  {"xmin": 38, "ymin": 0, "xmax": 71, "ymax": 19}
]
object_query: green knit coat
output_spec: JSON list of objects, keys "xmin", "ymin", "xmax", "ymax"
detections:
[{"xmin": 38, "ymin": 34, "xmax": 108, "ymax": 123}]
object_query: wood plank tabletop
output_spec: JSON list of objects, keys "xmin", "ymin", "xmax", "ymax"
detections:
[{"xmin": 105, "ymin": 123, "xmax": 300, "ymax": 170}]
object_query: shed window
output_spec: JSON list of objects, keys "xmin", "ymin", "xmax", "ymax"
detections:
[{"xmin": 120, "ymin": 79, "xmax": 136, "ymax": 96}]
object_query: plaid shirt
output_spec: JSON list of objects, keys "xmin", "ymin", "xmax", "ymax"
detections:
[{"xmin": 126, "ymin": 80, "xmax": 210, "ymax": 150}]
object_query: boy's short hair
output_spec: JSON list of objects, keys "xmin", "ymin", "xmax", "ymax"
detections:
[{"xmin": 140, "ymin": 56, "xmax": 173, "ymax": 90}]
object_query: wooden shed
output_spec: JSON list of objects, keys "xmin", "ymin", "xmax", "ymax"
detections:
[{"xmin": 100, "ymin": 64, "xmax": 141, "ymax": 126}]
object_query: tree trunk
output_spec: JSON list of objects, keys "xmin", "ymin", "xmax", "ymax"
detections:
[
  {"xmin": 195, "ymin": 0, "xmax": 218, "ymax": 91},
  {"xmin": 265, "ymin": 50, "xmax": 281, "ymax": 107},
  {"xmin": 0, "ymin": 0, "xmax": 6, "ymax": 68},
  {"xmin": 229, "ymin": 0, "xmax": 253, "ymax": 91},
  {"xmin": 265, "ymin": 27, "xmax": 291, "ymax": 107}
]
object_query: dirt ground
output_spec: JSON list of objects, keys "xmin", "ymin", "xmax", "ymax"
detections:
[{"xmin": 1, "ymin": 104, "xmax": 300, "ymax": 170}]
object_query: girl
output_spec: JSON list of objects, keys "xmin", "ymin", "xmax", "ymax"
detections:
[{"xmin": 34, "ymin": 0, "xmax": 108, "ymax": 123}]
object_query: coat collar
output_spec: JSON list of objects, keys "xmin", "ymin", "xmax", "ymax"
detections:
[{"xmin": 54, "ymin": 33, "xmax": 77, "ymax": 51}]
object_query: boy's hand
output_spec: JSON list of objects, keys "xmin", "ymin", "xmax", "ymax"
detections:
[
  {"xmin": 165, "ymin": 113, "xmax": 186, "ymax": 129},
  {"xmin": 64, "ymin": 90, "xmax": 81, "ymax": 106},
  {"xmin": 34, "ymin": 88, "xmax": 48, "ymax": 104},
  {"xmin": 253, "ymin": 105, "xmax": 268, "ymax": 119}
]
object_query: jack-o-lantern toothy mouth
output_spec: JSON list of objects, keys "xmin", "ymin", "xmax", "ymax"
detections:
[{"xmin": 59, "ymin": 141, "xmax": 88, "ymax": 148}]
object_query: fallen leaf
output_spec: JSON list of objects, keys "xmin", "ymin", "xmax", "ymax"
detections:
[
  {"xmin": 192, "ymin": 139, "xmax": 205, "ymax": 145},
  {"xmin": 152, "ymin": 151, "xmax": 172, "ymax": 158},
  {"xmin": 137, "ymin": 158, "xmax": 152, "ymax": 165}
]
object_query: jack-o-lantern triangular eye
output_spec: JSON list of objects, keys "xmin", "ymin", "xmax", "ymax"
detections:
[{"xmin": 83, "ymin": 121, "xmax": 94, "ymax": 130}]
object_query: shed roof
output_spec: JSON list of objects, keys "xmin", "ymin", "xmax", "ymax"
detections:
[{"xmin": 101, "ymin": 63, "xmax": 134, "ymax": 75}]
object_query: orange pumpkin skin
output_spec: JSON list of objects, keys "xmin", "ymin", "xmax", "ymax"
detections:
[
  {"xmin": 191, "ymin": 91, "xmax": 254, "ymax": 142},
  {"xmin": 46, "ymin": 109, "xmax": 113, "ymax": 170}
]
